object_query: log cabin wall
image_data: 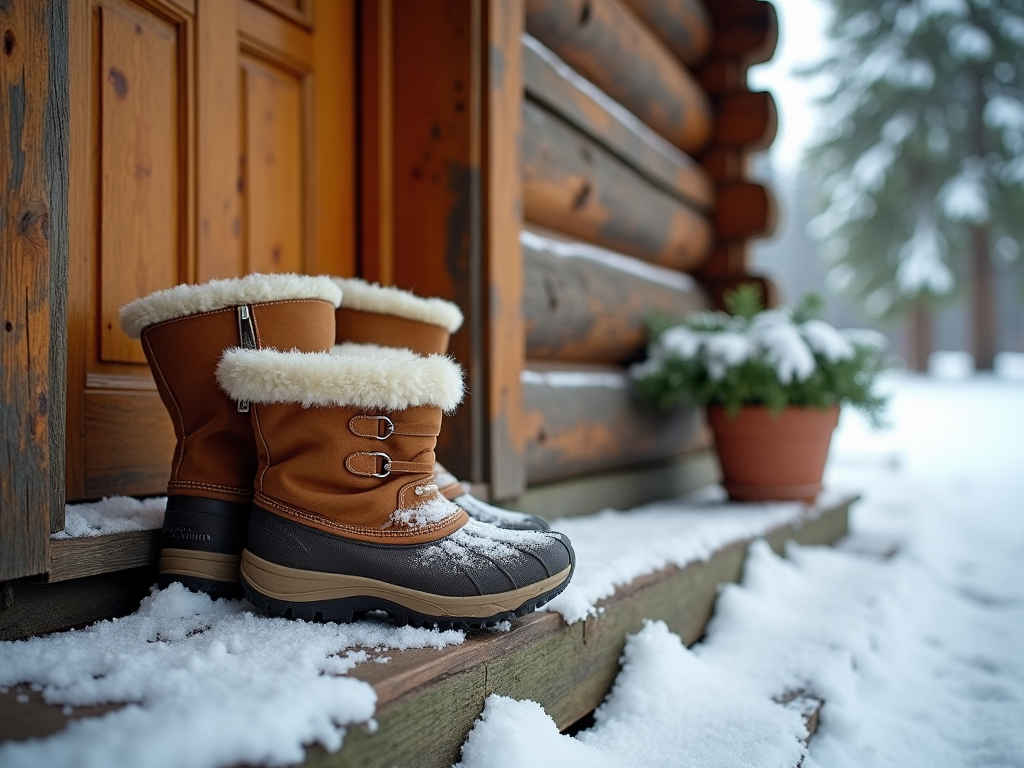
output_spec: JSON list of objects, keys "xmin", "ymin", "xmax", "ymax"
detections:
[{"xmin": 511, "ymin": 0, "xmax": 779, "ymax": 504}]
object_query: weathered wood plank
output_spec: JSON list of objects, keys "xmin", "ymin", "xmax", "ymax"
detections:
[
  {"xmin": 327, "ymin": 497, "xmax": 853, "ymax": 768},
  {"xmin": 483, "ymin": 0, "xmax": 528, "ymax": 501},
  {"xmin": 522, "ymin": 364, "xmax": 707, "ymax": 484},
  {"xmin": 0, "ymin": 497, "xmax": 853, "ymax": 760},
  {"xmin": 523, "ymin": 99, "xmax": 713, "ymax": 271},
  {"xmin": 523, "ymin": 232, "xmax": 709, "ymax": 363},
  {"xmin": 83, "ymin": 389, "xmax": 175, "ymax": 498},
  {"xmin": 509, "ymin": 448, "xmax": 719, "ymax": 519},
  {"xmin": 389, "ymin": 0, "xmax": 528, "ymax": 500},
  {"xmin": 621, "ymin": 0, "xmax": 712, "ymax": 66},
  {"xmin": 48, "ymin": 530, "xmax": 161, "ymax": 583},
  {"xmin": 522, "ymin": 36, "xmax": 713, "ymax": 210},
  {"xmin": 1, "ymin": 0, "xmax": 56, "ymax": 581},
  {"xmin": 525, "ymin": 0, "xmax": 713, "ymax": 152},
  {"xmin": 0, "ymin": 565, "xmax": 157, "ymax": 642},
  {"xmin": 47, "ymin": 0, "xmax": 69, "ymax": 534}
]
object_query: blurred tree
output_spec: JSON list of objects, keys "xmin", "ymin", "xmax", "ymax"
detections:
[{"xmin": 804, "ymin": 0, "xmax": 1024, "ymax": 370}]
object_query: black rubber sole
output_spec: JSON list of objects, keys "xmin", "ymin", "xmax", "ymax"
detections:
[
  {"xmin": 240, "ymin": 566, "xmax": 575, "ymax": 632},
  {"xmin": 159, "ymin": 573, "xmax": 243, "ymax": 600}
]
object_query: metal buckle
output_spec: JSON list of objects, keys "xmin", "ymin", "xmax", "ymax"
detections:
[
  {"xmin": 372, "ymin": 415, "xmax": 395, "ymax": 440},
  {"xmin": 365, "ymin": 451, "xmax": 392, "ymax": 477}
]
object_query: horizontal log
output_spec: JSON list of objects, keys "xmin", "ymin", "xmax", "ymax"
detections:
[
  {"xmin": 522, "ymin": 365, "xmax": 708, "ymax": 484},
  {"xmin": 48, "ymin": 530, "xmax": 161, "ymax": 583},
  {"xmin": 621, "ymin": 0, "xmax": 712, "ymax": 66},
  {"xmin": 713, "ymin": 182, "xmax": 777, "ymax": 239},
  {"xmin": 713, "ymin": 90, "xmax": 777, "ymax": 150},
  {"xmin": 525, "ymin": 0, "xmax": 713, "ymax": 153},
  {"xmin": 523, "ymin": 232, "xmax": 709, "ymax": 363},
  {"xmin": 522, "ymin": 37, "xmax": 713, "ymax": 210},
  {"xmin": 523, "ymin": 100, "xmax": 713, "ymax": 271}
]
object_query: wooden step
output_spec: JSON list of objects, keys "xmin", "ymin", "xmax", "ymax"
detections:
[{"xmin": 0, "ymin": 494, "xmax": 854, "ymax": 766}]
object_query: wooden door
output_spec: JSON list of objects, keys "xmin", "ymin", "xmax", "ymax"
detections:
[{"xmin": 65, "ymin": 0, "xmax": 355, "ymax": 503}]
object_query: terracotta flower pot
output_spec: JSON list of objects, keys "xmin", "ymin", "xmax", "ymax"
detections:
[{"xmin": 707, "ymin": 405, "xmax": 840, "ymax": 504}]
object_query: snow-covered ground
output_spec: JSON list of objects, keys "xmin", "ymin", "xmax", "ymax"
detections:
[
  {"xmin": 459, "ymin": 374, "xmax": 1024, "ymax": 768},
  {"xmin": 2, "ymin": 374, "xmax": 1022, "ymax": 767}
]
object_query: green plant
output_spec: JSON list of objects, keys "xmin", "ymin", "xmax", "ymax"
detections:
[{"xmin": 631, "ymin": 285, "xmax": 888, "ymax": 426}]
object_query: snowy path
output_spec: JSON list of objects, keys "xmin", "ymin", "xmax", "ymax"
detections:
[{"xmin": 458, "ymin": 375, "xmax": 1024, "ymax": 767}]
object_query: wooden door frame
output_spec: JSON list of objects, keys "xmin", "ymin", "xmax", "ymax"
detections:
[
  {"xmin": 0, "ymin": 0, "xmax": 70, "ymax": 581},
  {"xmin": 364, "ymin": 0, "xmax": 527, "ymax": 501}
]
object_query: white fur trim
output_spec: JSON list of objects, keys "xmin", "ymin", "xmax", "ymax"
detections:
[
  {"xmin": 216, "ymin": 348, "xmax": 464, "ymax": 413},
  {"xmin": 119, "ymin": 274, "xmax": 343, "ymax": 339},
  {"xmin": 333, "ymin": 278, "xmax": 464, "ymax": 333},
  {"xmin": 331, "ymin": 342, "xmax": 419, "ymax": 360}
]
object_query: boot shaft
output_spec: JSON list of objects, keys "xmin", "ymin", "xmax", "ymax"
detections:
[
  {"xmin": 331, "ymin": 278, "xmax": 463, "ymax": 356},
  {"xmin": 122, "ymin": 275, "xmax": 342, "ymax": 502},
  {"xmin": 217, "ymin": 347, "xmax": 467, "ymax": 544}
]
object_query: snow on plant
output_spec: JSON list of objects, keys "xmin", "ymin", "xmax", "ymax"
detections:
[{"xmin": 631, "ymin": 285, "xmax": 888, "ymax": 424}]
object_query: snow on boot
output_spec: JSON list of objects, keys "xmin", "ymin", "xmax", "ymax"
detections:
[
  {"xmin": 331, "ymin": 277, "xmax": 551, "ymax": 531},
  {"xmin": 216, "ymin": 348, "xmax": 574, "ymax": 629},
  {"xmin": 119, "ymin": 274, "xmax": 342, "ymax": 597}
]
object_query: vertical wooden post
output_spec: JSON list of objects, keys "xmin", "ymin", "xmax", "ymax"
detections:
[
  {"xmin": 482, "ymin": 0, "xmax": 526, "ymax": 500},
  {"xmin": 389, "ymin": 0, "xmax": 526, "ymax": 499},
  {"xmin": 1, "ymin": 0, "xmax": 68, "ymax": 579}
]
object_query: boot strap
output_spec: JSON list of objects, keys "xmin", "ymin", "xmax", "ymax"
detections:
[
  {"xmin": 346, "ymin": 452, "xmax": 435, "ymax": 478},
  {"xmin": 349, "ymin": 414, "xmax": 441, "ymax": 439}
]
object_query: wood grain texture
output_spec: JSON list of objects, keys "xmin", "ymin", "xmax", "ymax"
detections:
[
  {"xmin": 240, "ymin": 54, "xmax": 305, "ymax": 275},
  {"xmin": 308, "ymin": 0, "xmax": 356, "ymax": 278},
  {"xmin": 508, "ymin": 448, "xmax": 718, "ymax": 519},
  {"xmin": 522, "ymin": 365, "xmax": 706, "ymax": 484},
  {"xmin": 48, "ymin": 529, "xmax": 161, "ymax": 582},
  {"xmin": 714, "ymin": 181, "xmax": 776, "ymax": 239},
  {"xmin": 1, "ymin": 0, "xmax": 56, "ymax": 580},
  {"xmin": 521, "ymin": 37, "xmax": 712, "ymax": 210},
  {"xmin": 525, "ymin": 0, "xmax": 712, "ymax": 153},
  {"xmin": 522, "ymin": 99, "xmax": 713, "ymax": 271},
  {"xmin": 483, "ymin": 0, "xmax": 528, "ymax": 500},
  {"xmin": 0, "ymin": 565, "xmax": 156, "ymax": 641},
  {"xmin": 98, "ymin": 3, "xmax": 182, "ymax": 365},
  {"xmin": 523, "ymin": 236, "xmax": 709, "ymax": 363},
  {"xmin": 390, "ymin": 0, "xmax": 482, "ymax": 481},
  {"xmin": 47, "ymin": 0, "xmax": 70, "ymax": 534},
  {"xmin": 83, "ymin": 389, "xmax": 176, "ymax": 498},
  {"xmin": 0, "ymin": 498, "xmax": 852, "ymax": 751},
  {"xmin": 620, "ymin": 0, "xmax": 712, "ymax": 66},
  {"xmin": 326, "ymin": 498, "xmax": 853, "ymax": 768},
  {"xmin": 196, "ymin": 0, "xmax": 242, "ymax": 281}
]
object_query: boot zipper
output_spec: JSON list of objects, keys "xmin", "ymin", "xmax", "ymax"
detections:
[{"xmin": 236, "ymin": 305, "xmax": 257, "ymax": 413}]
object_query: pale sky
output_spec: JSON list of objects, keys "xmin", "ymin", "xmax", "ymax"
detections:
[{"xmin": 747, "ymin": 0, "xmax": 833, "ymax": 172}]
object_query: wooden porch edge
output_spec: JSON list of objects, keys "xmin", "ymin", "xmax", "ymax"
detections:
[{"xmin": 308, "ymin": 495, "xmax": 854, "ymax": 768}]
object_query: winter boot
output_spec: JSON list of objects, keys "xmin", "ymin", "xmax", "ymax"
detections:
[
  {"xmin": 215, "ymin": 347, "xmax": 574, "ymax": 628},
  {"xmin": 331, "ymin": 277, "xmax": 551, "ymax": 531},
  {"xmin": 119, "ymin": 274, "xmax": 343, "ymax": 596}
]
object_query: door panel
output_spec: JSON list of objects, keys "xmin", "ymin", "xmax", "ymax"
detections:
[
  {"xmin": 66, "ymin": 0, "xmax": 355, "ymax": 503},
  {"xmin": 240, "ymin": 55, "xmax": 305, "ymax": 275},
  {"xmin": 99, "ymin": 3, "xmax": 184, "ymax": 364}
]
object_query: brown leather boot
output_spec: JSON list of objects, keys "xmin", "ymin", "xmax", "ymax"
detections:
[
  {"xmin": 119, "ymin": 274, "xmax": 342, "ymax": 596},
  {"xmin": 331, "ymin": 277, "xmax": 550, "ymax": 531},
  {"xmin": 216, "ymin": 347, "xmax": 574, "ymax": 628}
]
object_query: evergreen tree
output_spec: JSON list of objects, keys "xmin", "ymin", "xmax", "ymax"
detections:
[{"xmin": 804, "ymin": 0, "xmax": 1024, "ymax": 369}]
